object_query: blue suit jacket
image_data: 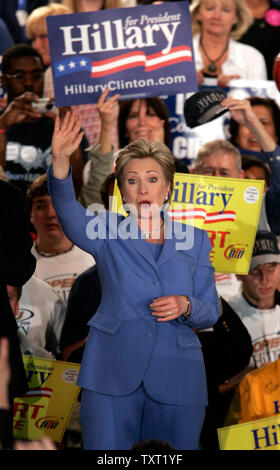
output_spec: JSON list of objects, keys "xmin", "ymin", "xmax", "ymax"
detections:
[{"xmin": 48, "ymin": 167, "xmax": 220, "ymax": 407}]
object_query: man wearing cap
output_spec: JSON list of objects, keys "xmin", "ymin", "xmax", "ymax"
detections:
[{"xmin": 227, "ymin": 231, "xmax": 280, "ymax": 369}]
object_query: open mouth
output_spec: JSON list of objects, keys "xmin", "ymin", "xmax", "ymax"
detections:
[{"xmin": 139, "ymin": 200, "xmax": 151, "ymax": 208}]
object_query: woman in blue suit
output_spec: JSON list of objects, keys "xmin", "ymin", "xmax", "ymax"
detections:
[{"xmin": 48, "ymin": 111, "xmax": 220, "ymax": 450}]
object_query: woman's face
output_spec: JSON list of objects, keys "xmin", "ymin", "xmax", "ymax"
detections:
[
  {"xmin": 197, "ymin": 0, "xmax": 237, "ymax": 37},
  {"xmin": 31, "ymin": 30, "xmax": 50, "ymax": 66},
  {"xmin": 121, "ymin": 157, "xmax": 170, "ymax": 220},
  {"xmin": 237, "ymin": 105, "xmax": 277, "ymax": 151},
  {"xmin": 244, "ymin": 165, "xmax": 268, "ymax": 193},
  {"xmin": 125, "ymin": 100, "xmax": 165, "ymax": 144}
]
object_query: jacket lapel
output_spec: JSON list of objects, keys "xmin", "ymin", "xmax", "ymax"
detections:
[
  {"xmin": 117, "ymin": 212, "xmax": 186, "ymax": 274},
  {"xmin": 118, "ymin": 213, "xmax": 158, "ymax": 272}
]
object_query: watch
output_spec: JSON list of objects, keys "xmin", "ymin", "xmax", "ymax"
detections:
[{"xmin": 182, "ymin": 296, "xmax": 191, "ymax": 320}]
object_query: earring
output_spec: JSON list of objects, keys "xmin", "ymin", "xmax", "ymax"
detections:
[{"xmin": 164, "ymin": 195, "xmax": 168, "ymax": 202}]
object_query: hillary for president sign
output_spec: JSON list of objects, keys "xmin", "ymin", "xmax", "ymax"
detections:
[
  {"xmin": 112, "ymin": 173, "xmax": 264, "ymax": 274},
  {"xmin": 46, "ymin": 1, "xmax": 197, "ymax": 107}
]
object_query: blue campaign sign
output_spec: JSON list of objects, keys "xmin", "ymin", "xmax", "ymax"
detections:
[{"xmin": 46, "ymin": 1, "xmax": 198, "ymax": 107}]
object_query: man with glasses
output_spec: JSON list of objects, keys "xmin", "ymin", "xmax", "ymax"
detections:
[{"xmin": 0, "ymin": 44, "xmax": 87, "ymax": 195}]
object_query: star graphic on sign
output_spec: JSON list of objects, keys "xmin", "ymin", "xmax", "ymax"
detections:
[
  {"xmin": 80, "ymin": 59, "xmax": 87, "ymax": 67},
  {"xmin": 68, "ymin": 61, "xmax": 76, "ymax": 69},
  {"xmin": 57, "ymin": 64, "xmax": 65, "ymax": 72}
]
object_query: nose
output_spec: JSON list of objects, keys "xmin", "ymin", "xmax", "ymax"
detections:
[
  {"xmin": 22, "ymin": 73, "xmax": 35, "ymax": 91},
  {"xmin": 260, "ymin": 271, "xmax": 270, "ymax": 286},
  {"xmin": 139, "ymin": 180, "xmax": 148, "ymax": 195},
  {"xmin": 138, "ymin": 112, "xmax": 146, "ymax": 126},
  {"xmin": 212, "ymin": 7, "xmax": 222, "ymax": 18}
]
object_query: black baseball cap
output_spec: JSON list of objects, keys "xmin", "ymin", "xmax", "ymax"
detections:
[
  {"xmin": 250, "ymin": 230, "xmax": 280, "ymax": 271},
  {"xmin": 184, "ymin": 88, "xmax": 228, "ymax": 128}
]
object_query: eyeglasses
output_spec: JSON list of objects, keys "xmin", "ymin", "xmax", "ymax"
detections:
[{"xmin": 3, "ymin": 71, "xmax": 44, "ymax": 82}]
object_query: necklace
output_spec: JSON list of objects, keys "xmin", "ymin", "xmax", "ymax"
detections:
[
  {"xmin": 200, "ymin": 38, "xmax": 229, "ymax": 74},
  {"xmin": 35, "ymin": 242, "xmax": 74, "ymax": 257},
  {"xmin": 142, "ymin": 221, "xmax": 164, "ymax": 239}
]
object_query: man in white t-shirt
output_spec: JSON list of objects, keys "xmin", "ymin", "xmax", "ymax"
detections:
[
  {"xmin": 227, "ymin": 230, "xmax": 280, "ymax": 369},
  {"xmin": 26, "ymin": 174, "xmax": 95, "ymax": 303}
]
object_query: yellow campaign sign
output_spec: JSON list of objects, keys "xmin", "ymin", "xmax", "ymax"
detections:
[
  {"xmin": 13, "ymin": 355, "xmax": 80, "ymax": 442},
  {"xmin": 218, "ymin": 415, "xmax": 280, "ymax": 450},
  {"xmin": 112, "ymin": 173, "xmax": 264, "ymax": 274}
]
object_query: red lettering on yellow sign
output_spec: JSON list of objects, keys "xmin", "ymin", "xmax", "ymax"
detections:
[
  {"xmin": 13, "ymin": 402, "xmax": 44, "ymax": 419},
  {"xmin": 207, "ymin": 230, "xmax": 231, "ymax": 248}
]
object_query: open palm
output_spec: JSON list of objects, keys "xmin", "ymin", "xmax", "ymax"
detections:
[{"xmin": 52, "ymin": 111, "xmax": 84, "ymax": 162}]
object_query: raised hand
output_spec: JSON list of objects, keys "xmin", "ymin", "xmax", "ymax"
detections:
[
  {"xmin": 222, "ymin": 97, "xmax": 276, "ymax": 152},
  {"xmin": 97, "ymin": 88, "xmax": 120, "ymax": 130},
  {"xmin": 96, "ymin": 88, "xmax": 120, "ymax": 154},
  {"xmin": 221, "ymin": 97, "xmax": 257, "ymax": 127},
  {"xmin": 51, "ymin": 111, "xmax": 84, "ymax": 179}
]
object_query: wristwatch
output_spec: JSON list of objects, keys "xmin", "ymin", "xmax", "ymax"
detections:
[{"xmin": 182, "ymin": 296, "xmax": 191, "ymax": 320}]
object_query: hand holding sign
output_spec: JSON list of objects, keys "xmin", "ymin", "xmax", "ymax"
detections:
[
  {"xmin": 97, "ymin": 88, "xmax": 120, "ymax": 130},
  {"xmin": 96, "ymin": 88, "xmax": 120, "ymax": 154}
]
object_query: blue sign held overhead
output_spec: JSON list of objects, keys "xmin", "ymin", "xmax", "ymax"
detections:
[{"xmin": 47, "ymin": 1, "xmax": 198, "ymax": 107}]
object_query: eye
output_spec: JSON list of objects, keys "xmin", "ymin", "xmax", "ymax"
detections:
[
  {"xmin": 203, "ymin": 169, "xmax": 214, "ymax": 175},
  {"xmin": 250, "ymin": 270, "xmax": 259, "ymax": 277},
  {"xmin": 127, "ymin": 112, "xmax": 138, "ymax": 120},
  {"xmin": 260, "ymin": 119, "xmax": 272, "ymax": 127},
  {"xmin": 128, "ymin": 178, "xmax": 136, "ymax": 184},
  {"xmin": 267, "ymin": 266, "xmax": 276, "ymax": 273},
  {"xmin": 147, "ymin": 109, "xmax": 157, "ymax": 117},
  {"xmin": 149, "ymin": 176, "xmax": 158, "ymax": 182}
]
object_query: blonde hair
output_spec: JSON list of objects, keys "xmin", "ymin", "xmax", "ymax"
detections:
[
  {"xmin": 115, "ymin": 139, "xmax": 175, "ymax": 203},
  {"xmin": 190, "ymin": 0, "xmax": 253, "ymax": 40},
  {"xmin": 26, "ymin": 3, "xmax": 73, "ymax": 39},
  {"xmin": 62, "ymin": 0, "xmax": 124, "ymax": 12}
]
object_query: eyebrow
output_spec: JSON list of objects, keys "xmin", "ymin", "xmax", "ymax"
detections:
[
  {"xmin": 10, "ymin": 67, "xmax": 44, "ymax": 73},
  {"xmin": 203, "ymin": 166, "xmax": 230, "ymax": 171},
  {"xmin": 125, "ymin": 169, "xmax": 160, "ymax": 175},
  {"xmin": 33, "ymin": 197, "xmax": 48, "ymax": 204}
]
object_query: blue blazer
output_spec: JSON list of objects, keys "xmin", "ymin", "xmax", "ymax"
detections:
[{"xmin": 48, "ymin": 168, "xmax": 220, "ymax": 407}]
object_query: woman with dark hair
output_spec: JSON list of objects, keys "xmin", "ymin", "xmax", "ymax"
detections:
[
  {"xmin": 118, "ymin": 97, "xmax": 171, "ymax": 148},
  {"xmin": 223, "ymin": 96, "xmax": 280, "ymax": 235},
  {"xmin": 229, "ymin": 96, "xmax": 280, "ymax": 151},
  {"xmin": 239, "ymin": 0, "xmax": 280, "ymax": 79},
  {"xmin": 79, "ymin": 89, "xmax": 173, "ymax": 208},
  {"xmin": 241, "ymin": 154, "xmax": 271, "ymax": 192}
]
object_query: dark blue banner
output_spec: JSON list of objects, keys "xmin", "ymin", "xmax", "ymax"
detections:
[{"xmin": 47, "ymin": 1, "xmax": 197, "ymax": 106}]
